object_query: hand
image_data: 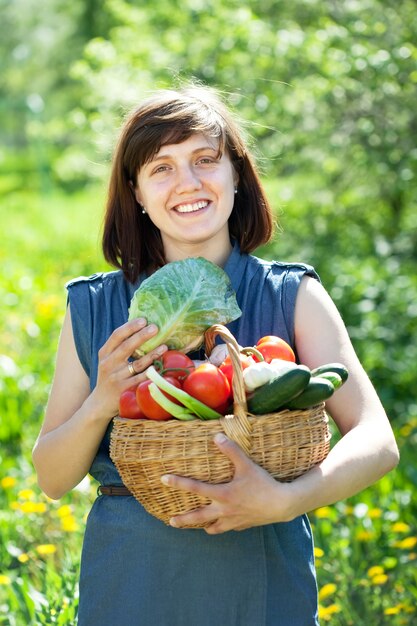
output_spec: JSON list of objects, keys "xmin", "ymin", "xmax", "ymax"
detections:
[
  {"xmin": 161, "ymin": 434, "xmax": 295, "ymax": 533},
  {"xmin": 91, "ymin": 318, "xmax": 167, "ymax": 421}
]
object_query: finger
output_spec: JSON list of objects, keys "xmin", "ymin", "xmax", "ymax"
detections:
[
  {"xmin": 99, "ymin": 318, "xmax": 148, "ymax": 358},
  {"xmin": 169, "ymin": 507, "xmax": 217, "ymax": 529},
  {"xmin": 116, "ymin": 323, "xmax": 161, "ymax": 362},
  {"xmin": 160, "ymin": 474, "xmax": 223, "ymax": 500},
  {"xmin": 103, "ymin": 322, "xmax": 162, "ymax": 371},
  {"xmin": 213, "ymin": 433, "xmax": 252, "ymax": 473},
  {"xmin": 125, "ymin": 346, "xmax": 168, "ymax": 381}
]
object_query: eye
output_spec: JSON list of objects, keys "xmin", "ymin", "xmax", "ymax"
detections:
[
  {"xmin": 152, "ymin": 164, "xmax": 171, "ymax": 174},
  {"xmin": 196, "ymin": 156, "xmax": 217, "ymax": 165}
]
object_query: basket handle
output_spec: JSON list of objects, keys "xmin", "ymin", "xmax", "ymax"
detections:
[{"xmin": 204, "ymin": 324, "xmax": 253, "ymax": 455}]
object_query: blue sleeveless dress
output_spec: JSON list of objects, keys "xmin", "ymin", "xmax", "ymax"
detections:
[{"xmin": 67, "ymin": 242, "xmax": 320, "ymax": 626}]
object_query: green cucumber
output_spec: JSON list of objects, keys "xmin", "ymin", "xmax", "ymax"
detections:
[
  {"xmin": 247, "ymin": 365, "xmax": 311, "ymax": 415},
  {"xmin": 286, "ymin": 376, "xmax": 335, "ymax": 409},
  {"xmin": 316, "ymin": 371, "xmax": 343, "ymax": 389},
  {"xmin": 311, "ymin": 362, "xmax": 349, "ymax": 382}
]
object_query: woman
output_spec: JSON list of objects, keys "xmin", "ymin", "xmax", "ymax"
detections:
[{"xmin": 33, "ymin": 85, "xmax": 399, "ymax": 625}]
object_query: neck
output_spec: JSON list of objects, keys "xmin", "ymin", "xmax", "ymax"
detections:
[{"xmin": 163, "ymin": 235, "xmax": 233, "ymax": 268}]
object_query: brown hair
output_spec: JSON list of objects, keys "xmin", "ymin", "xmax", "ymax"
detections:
[{"xmin": 102, "ymin": 85, "xmax": 275, "ymax": 282}]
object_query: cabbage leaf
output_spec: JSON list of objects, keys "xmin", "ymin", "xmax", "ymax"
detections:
[{"xmin": 128, "ymin": 257, "xmax": 241, "ymax": 356}]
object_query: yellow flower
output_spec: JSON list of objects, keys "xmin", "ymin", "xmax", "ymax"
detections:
[
  {"xmin": 36, "ymin": 544, "xmax": 57, "ymax": 556},
  {"xmin": 394, "ymin": 537, "xmax": 417, "ymax": 550},
  {"xmin": 371, "ymin": 574, "xmax": 388, "ymax": 585},
  {"xmin": 19, "ymin": 501, "xmax": 47, "ymax": 514},
  {"xmin": 0, "ymin": 575, "xmax": 11, "ymax": 585},
  {"xmin": 1, "ymin": 476, "xmax": 17, "ymax": 489},
  {"xmin": 57, "ymin": 504, "xmax": 73, "ymax": 517},
  {"xmin": 318, "ymin": 604, "xmax": 341, "ymax": 620},
  {"xmin": 367, "ymin": 565, "xmax": 384, "ymax": 578},
  {"xmin": 314, "ymin": 547, "xmax": 324, "ymax": 558},
  {"xmin": 17, "ymin": 554, "xmax": 30, "ymax": 563},
  {"xmin": 356, "ymin": 529, "xmax": 375, "ymax": 541},
  {"xmin": 392, "ymin": 522, "xmax": 410, "ymax": 533},
  {"xmin": 368, "ymin": 508, "xmax": 382, "ymax": 519},
  {"xmin": 36, "ymin": 294, "xmax": 61, "ymax": 319},
  {"xmin": 60, "ymin": 515, "xmax": 79, "ymax": 532},
  {"xmin": 318, "ymin": 583, "xmax": 337, "ymax": 600},
  {"xmin": 314, "ymin": 506, "xmax": 332, "ymax": 518},
  {"xmin": 18, "ymin": 489, "xmax": 35, "ymax": 501},
  {"xmin": 384, "ymin": 606, "xmax": 402, "ymax": 615},
  {"xmin": 399, "ymin": 424, "xmax": 412, "ymax": 437}
]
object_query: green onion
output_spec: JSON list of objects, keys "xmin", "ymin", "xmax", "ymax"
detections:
[
  {"xmin": 146, "ymin": 366, "xmax": 223, "ymax": 420},
  {"xmin": 148, "ymin": 383, "xmax": 196, "ymax": 421}
]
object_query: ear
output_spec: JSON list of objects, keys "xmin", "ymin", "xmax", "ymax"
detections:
[
  {"xmin": 232, "ymin": 169, "xmax": 239, "ymax": 188},
  {"xmin": 129, "ymin": 179, "xmax": 143, "ymax": 205}
]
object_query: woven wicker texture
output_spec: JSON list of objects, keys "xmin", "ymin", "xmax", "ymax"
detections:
[{"xmin": 110, "ymin": 324, "xmax": 331, "ymax": 526}]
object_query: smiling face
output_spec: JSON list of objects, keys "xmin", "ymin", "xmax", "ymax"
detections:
[{"xmin": 133, "ymin": 133, "xmax": 238, "ymax": 265}]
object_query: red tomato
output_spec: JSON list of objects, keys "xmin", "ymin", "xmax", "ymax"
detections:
[
  {"xmin": 219, "ymin": 354, "xmax": 253, "ymax": 389},
  {"xmin": 183, "ymin": 363, "xmax": 231, "ymax": 410},
  {"xmin": 136, "ymin": 376, "xmax": 182, "ymax": 421},
  {"xmin": 119, "ymin": 386, "xmax": 146, "ymax": 419},
  {"xmin": 255, "ymin": 336, "xmax": 295, "ymax": 363},
  {"xmin": 159, "ymin": 350, "xmax": 195, "ymax": 381}
]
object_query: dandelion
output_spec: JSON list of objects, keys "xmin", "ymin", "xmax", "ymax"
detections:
[
  {"xmin": 384, "ymin": 606, "xmax": 402, "ymax": 615},
  {"xmin": 36, "ymin": 294, "xmax": 61, "ymax": 319},
  {"xmin": 17, "ymin": 554, "xmax": 30, "ymax": 563},
  {"xmin": 314, "ymin": 506, "xmax": 332, "ymax": 518},
  {"xmin": 318, "ymin": 603, "xmax": 341, "ymax": 621},
  {"xmin": 314, "ymin": 547, "xmax": 324, "ymax": 559},
  {"xmin": 392, "ymin": 522, "xmax": 410, "ymax": 533},
  {"xmin": 367, "ymin": 565, "xmax": 384, "ymax": 578},
  {"xmin": 319, "ymin": 583, "xmax": 337, "ymax": 600},
  {"xmin": 368, "ymin": 508, "xmax": 382, "ymax": 519},
  {"xmin": 18, "ymin": 488, "xmax": 35, "ymax": 500},
  {"xmin": 19, "ymin": 501, "xmax": 47, "ymax": 514},
  {"xmin": 1, "ymin": 476, "xmax": 17, "ymax": 489},
  {"xmin": 60, "ymin": 514, "xmax": 79, "ymax": 532},
  {"xmin": 0, "ymin": 575, "xmax": 11, "ymax": 585},
  {"xmin": 36, "ymin": 544, "xmax": 57, "ymax": 556},
  {"xmin": 399, "ymin": 424, "xmax": 412, "ymax": 437},
  {"xmin": 57, "ymin": 504, "xmax": 73, "ymax": 517},
  {"xmin": 393, "ymin": 537, "xmax": 417, "ymax": 550},
  {"xmin": 371, "ymin": 573, "xmax": 388, "ymax": 585},
  {"xmin": 356, "ymin": 529, "xmax": 375, "ymax": 541}
]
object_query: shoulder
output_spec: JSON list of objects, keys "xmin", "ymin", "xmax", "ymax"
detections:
[
  {"xmin": 66, "ymin": 269, "xmax": 126, "ymax": 292},
  {"xmin": 65, "ymin": 270, "xmax": 137, "ymax": 324},
  {"xmin": 247, "ymin": 253, "xmax": 320, "ymax": 282}
]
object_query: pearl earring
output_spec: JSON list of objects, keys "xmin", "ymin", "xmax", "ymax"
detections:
[
  {"xmin": 141, "ymin": 206, "xmax": 147, "ymax": 214},
  {"xmin": 234, "ymin": 187, "xmax": 238, "ymax": 194}
]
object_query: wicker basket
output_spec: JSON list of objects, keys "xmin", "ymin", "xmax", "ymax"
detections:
[{"xmin": 110, "ymin": 324, "xmax": 331, "ymax": 526}]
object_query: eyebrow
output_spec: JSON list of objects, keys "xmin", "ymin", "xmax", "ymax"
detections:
[{"xmin": 149, "ymin": 145, "xmax": 220, "ymax": 163}]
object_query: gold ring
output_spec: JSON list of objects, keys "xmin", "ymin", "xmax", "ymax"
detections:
[{"xmin": 127, "ymin": 361, "xmax": 136, "ymax": 376}]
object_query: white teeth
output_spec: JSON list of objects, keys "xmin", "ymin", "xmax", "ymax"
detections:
[{"xmin": 176, "ymin": 200, "xmax": 208, "ymax": 213}]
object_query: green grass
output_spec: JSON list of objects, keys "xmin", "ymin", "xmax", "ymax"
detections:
[{"xmin": 0, "ymin": 186, "xmax": 416, "ymax": 624}]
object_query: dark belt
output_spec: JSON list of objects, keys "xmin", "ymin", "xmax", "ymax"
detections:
[{"xmin": 98, "ymin": 485, "xmax": 133, "ymax": 496}]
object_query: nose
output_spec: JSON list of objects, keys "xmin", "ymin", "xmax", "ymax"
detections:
[{"xmin": 175, "ymin": 164, "xmax": 202, "ymax": 194}]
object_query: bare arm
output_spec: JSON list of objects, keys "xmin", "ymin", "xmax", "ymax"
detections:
[
  {"xmin": 163, "ymin": 276, "xmax": 399, "ymax": 532},
  {"xmin": 279, "ymin": 275, "xmax": 399, "ymax": 516},
  {"xmin": 32, "ymin": 307, "xmax": 167, "ymax": 499}
]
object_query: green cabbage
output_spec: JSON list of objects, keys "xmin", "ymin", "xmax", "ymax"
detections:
[{"xmin": 128, "ymin": 257, "xmax": 241, "ymax": 356}]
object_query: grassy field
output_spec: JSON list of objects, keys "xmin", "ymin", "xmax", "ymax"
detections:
[{"xmin": 1, "ymin": 187, "xmax": 416, "ymax": 625}]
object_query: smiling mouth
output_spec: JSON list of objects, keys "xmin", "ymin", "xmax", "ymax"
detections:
[{"xmin": 175, "ymin": 200, "xmax": 209, "ymax": 214}]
